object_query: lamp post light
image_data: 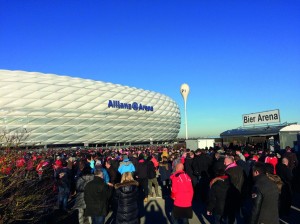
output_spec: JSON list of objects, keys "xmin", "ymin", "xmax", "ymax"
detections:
[{"xmin": 180, "ymin": 83, "xmax": 190, "ymax": 140}]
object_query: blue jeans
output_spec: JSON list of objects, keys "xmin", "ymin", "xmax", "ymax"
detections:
[
  {"xmin": 91, "ymin": 216, "xmax": 105, "ymax": 224},
  {"xmin": 57, "ymin": 192, "xmax": 69, "ymax": 211}
]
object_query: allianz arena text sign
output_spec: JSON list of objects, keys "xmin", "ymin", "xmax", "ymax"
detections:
[
  {"xmin": 243, "ymin": 109, "xmax": 280, "ymax": 126},
  {"xmin": 108, "ymin": 100, "xmax": 154, "ymax": 111}
]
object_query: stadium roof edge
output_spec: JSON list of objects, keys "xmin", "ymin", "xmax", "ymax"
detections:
[{"xmin": 220, "ymin": 122, "xmax": 298, "ymax": 137}]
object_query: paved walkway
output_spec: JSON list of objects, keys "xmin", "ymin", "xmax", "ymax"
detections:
[
  {"xmin": 105, "ymin": 196, "xmax": 211, "ymax": 224},
  {"xmin": 49, "ymin": 186, "xmax": 212, "ymax": 224},
  {"xmin": 48, "ymin": 188, "xmax": 300, "ymax": 224}
]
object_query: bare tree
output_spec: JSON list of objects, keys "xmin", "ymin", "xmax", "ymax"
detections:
[
  {"xmin": 0, "ymin": 129, "xmax": 55, "ymax": 223},
  {"xmin": 0, "ymin": 128, "xmax": 29, "ymax": 149}
]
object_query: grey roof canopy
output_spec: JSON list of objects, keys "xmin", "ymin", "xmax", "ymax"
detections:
[{"xmin": 220, "ymin": 123, "xmax": 296, "ymax": 137}]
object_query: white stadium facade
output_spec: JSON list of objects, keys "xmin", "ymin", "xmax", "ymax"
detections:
[{"xmin": 0, "ymin": 70, "xmax": 181, "ymax": 146}]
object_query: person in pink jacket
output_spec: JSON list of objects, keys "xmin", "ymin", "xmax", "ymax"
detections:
[{"xmin": 170, "ymin": 163, "xmax": 194, "ymax": 224}]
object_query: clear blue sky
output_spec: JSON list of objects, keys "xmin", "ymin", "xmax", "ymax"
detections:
[{"xmin": 1, "ymin": 0, "xmax": 299, "ymax": 138}]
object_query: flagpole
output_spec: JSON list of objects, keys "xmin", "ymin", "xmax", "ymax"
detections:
[{"xmin": 180, "ymin": 84, "xmax": 190, "ymax": 140}]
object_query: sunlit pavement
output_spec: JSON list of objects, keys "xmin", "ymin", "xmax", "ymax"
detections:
[
  {"xmin": 50, "ymin": 188, "xmax": 300, "ymax": 224},
  {"xmin": 104, "ymin": 187, "xmax": 212, "ymax": 224},
  {"xmin": 104, "ymin": 197, "xmax": 210, "ymax": 224},
  {"xmin": 107, "ymin": 190, "xmax": 300, "ymax": 224}
]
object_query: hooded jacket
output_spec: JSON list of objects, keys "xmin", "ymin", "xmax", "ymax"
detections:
[
  {"xmin": 114, "ymin": 180, "xmax": 139, "ymax": 224},
  {"xmin": 170, "ymin": 170, "xmax": 193, "ymax": 207},
  {"xmin": 118, "ymin": 161, "xmax": 135, "ymax": 175},
  {"xmin": 207, "ymin": 175, "xmax": 230, "ymax": 216}
]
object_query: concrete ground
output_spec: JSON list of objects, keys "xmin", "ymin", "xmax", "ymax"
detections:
[
  {"xmin": 105, "ymin": 195, "xmax": 212, "ymax": 224},
  {"xmin": 48, "ymin": 186, "xmax": 212, "ymax": 224},
  {"xmin": 48, "ymin": 186, "xmax": 300, "ymax": 224}
]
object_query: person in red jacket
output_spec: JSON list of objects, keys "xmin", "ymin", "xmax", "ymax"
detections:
[
  {"xmin": 16, "ymin": 157, "xmax": 26, "ymax": 168},
  {"xmin": 170, "ymin": 163, "xmax": 194, "ymax": 224},
  {"xmin": 36, "ymin": 159, "xmax": 49, "ymax": 181},
  {"xmin": 53, "ymin": 156, "xmax": 63, "ymax": 178},
  {"xmin": 150, "ymin": 154, "xmax": 159, "ymax": 170},
  {"xmin": 265, "ymin": 153, "xmax": 278, "ymax": 174}
]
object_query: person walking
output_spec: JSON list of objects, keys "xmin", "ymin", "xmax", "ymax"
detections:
[
  {"xmin": 224, "ymin": 155, "xmax": 245, "ymax": 195},
  {"xmin": 211, "ymin": 152, "xmax": 226, "ymax": 178},
  {"xmin": 113, "ymin": 172, "xmax": 139, "ymax": 224},
  {"xmin": 283, "ymin": 146, "xmax": 298, "ymax": 171},
  {"xmin": 158, "ymin": 156, "xmax": 172, "ymax": 198},
  {"xmin": 170, "ymin": 163, "xmax": 194, "ymax": 224},
  {"xmin": 73, "ymin": 165, "xmax": 94, "ymax": 224},
  {"xmin": 105, "ymin": 159, "xmax": 118, "ymax": 185},
  {"xmin": 56, "ymin": 160, "xmax": 71, "ymax": 212},
  {"xmin": 249, "ymin": 162, "xmax": 279, "ymax": 224},
  {"xmin": 118, "ymin": 155, "xmax": 135, "ymax": 175},
  {"xmin": 36, "ymin": 158, "xmax": 50, "ymax": 181},
  {"xmin": 135, "ymin": 154, "xmax": 149, "ymax": 202},
  {"xmin": 147, "ymin": 155, "xmax": 161, "ymax": 198},
  {"xmin": 206, "ymin": 168, "xmax": 231, "ymax": 224},
  {"xmin": 87, "ymin": 155, "xmax": 95, "ymax": 174},
  {"xmin": 56, "ymin": 171, "xmax": 71, "ymax": 212},
  {"xmin": 224, "ymin": 155, "xmax": 245, "ymax": 223},
  {"xmin": 276, "ymin": 157, "xmax": 293, "ymax": 216},
  {"xmin": 84, "ymin": 169, "xmax": 113, "ymax": 224},
  {"xmin": 192, "ymin": 149, "xmax": 212, "ymax": 202},
  {"xmin": 184, "ymin": 152, "xmax": 197, "ymax": 188},
  {"xmin": 105, "ymin": 158, "xmax": 118, "ymax": 212}
]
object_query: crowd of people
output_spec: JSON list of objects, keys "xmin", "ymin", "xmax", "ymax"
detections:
[{"xmin": 0, "ymin": 144, "xmax": 299, "ymax": 224}]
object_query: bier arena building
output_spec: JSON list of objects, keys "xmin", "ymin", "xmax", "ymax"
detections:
[
  {"xmin": 0, "ymin": 70, "xmax": 181, "ymax": 147},
  {"xmin": 220, "ymin": 109, "xmax": 299, "ymax": 150}
]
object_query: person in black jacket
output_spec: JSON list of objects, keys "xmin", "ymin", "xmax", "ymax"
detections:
[
  {"xmin": 105, "ymin": 158, "xmax": 119, "ymax": 212},
  {"xmin": 56, "ymin": 161, "xmax": 71, "ymax": 212},
  {"xmin": 135, "ymin": 154, "xmax": 149, "ymax": 202},
  {"xmin": 192, "ymin": 149, "xmax": 212, "ymax": 179},
  {"xmin": 276, "ymin": 158, "xmax": 293, "ymax": 216},
  {"xmin": 207, "ymin": 168, "xmax": 231, "ymax": 224},
  {"xmin": 249, "ymin": 162, "xmax": 279, "ymax": 224},
  {"xmin": 283, "ymin": 146, "xmax": 298, "ymax": 171},
  {"xmin": 158, "ymin": 156, "xmax": 172, "ymax": 198},
  {"xmin": 224, "ymin": 156, "xmax": 245, "ymax": 194},
  {"xmin": 192, "ymin": 149, "xmax": 212, "ymax": 202},
  {"xmin": 211, "ymin": 152, "xmax": 225, "ymax": 178},
  {"xmin": 184, "ymin": 152, "xmax": 197, "ymax": 188},
  {"xmin": 114, "ymin": 172, "xmax": 139, "ymax": 224},
  {"xmin": 84, "ymin": 169, "xmax": 113, "ymax": 224},
  {"xmin": 106, "ymin": 159, "xmax": 118, "ymax": 185}
]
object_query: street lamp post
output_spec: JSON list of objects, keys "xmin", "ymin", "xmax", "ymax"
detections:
[{"xmin": 180, "ymin": 83, "xmax": 190, "ymax": 140}]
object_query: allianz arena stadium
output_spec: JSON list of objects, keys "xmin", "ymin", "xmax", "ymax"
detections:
[{"xmin": 0, "ymin": 70, "xmax": 181, "ymax": 146}]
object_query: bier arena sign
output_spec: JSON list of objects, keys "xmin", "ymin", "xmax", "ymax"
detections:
[{"xmin": 243, "ymin": 109, "xmax": 280, "ymax": 126}]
